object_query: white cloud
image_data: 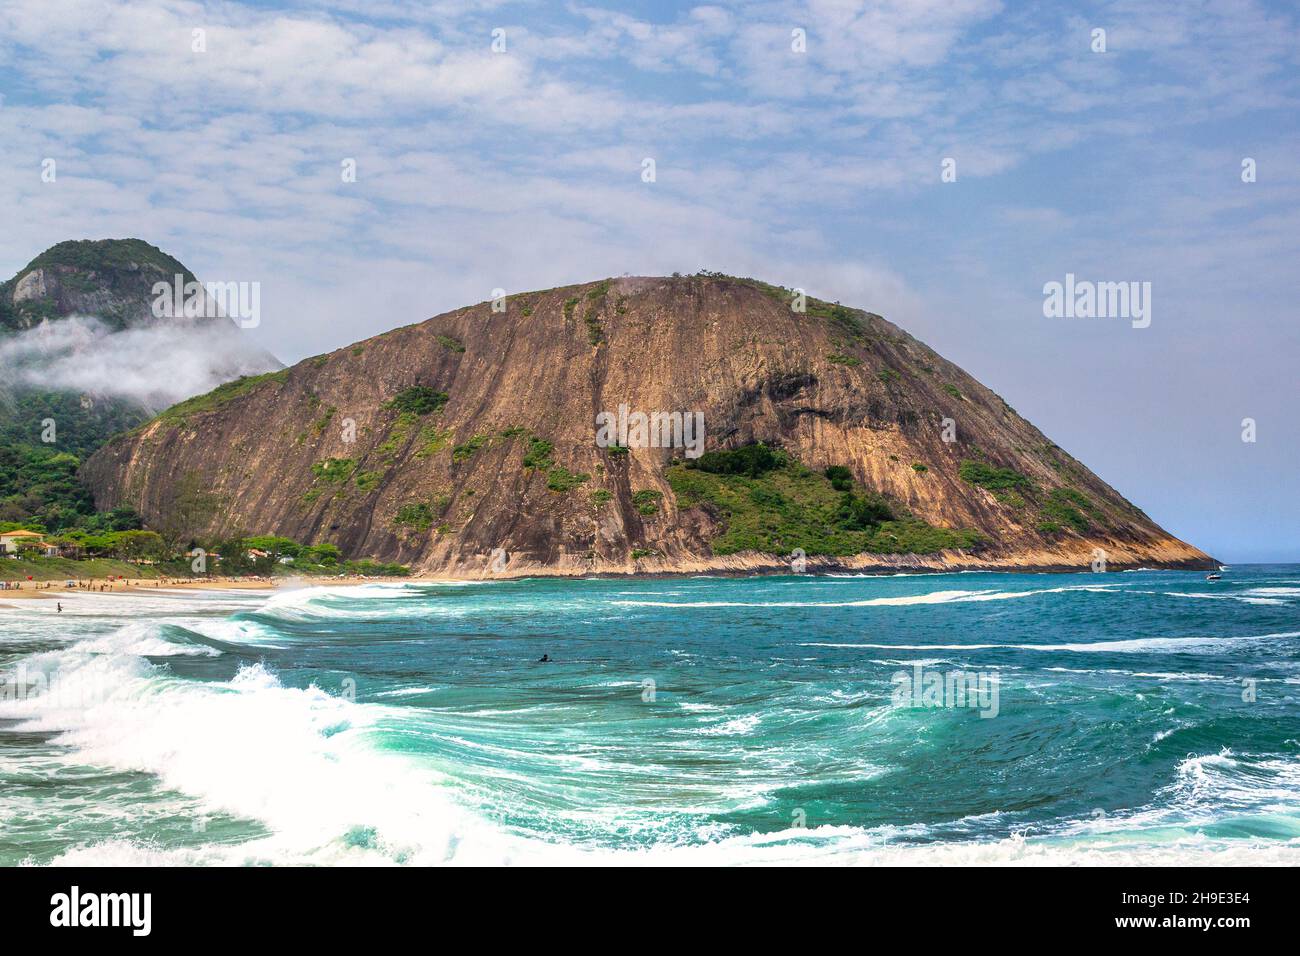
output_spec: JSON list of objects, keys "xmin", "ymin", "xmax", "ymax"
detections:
[{"xmin": 0, "ymin": 316, "xmax": 278, "ymax": 410}]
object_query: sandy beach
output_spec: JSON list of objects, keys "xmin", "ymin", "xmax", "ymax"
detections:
[
  {"xmin": 0, "ymin": 572, "xmax": 283, "ymax": 600},
  {"xmin": 0, "ymin": 572, "xmax": 493, "ymax": 603}
]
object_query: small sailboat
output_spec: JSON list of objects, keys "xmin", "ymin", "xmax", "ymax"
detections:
[{"xmin": 1206, "ymin": 567, "xmax": 1222, "ymax": 581}]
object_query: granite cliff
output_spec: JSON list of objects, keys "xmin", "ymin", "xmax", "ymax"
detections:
[{"xmin": 82, "ymin": 274, "xmax": 1213, "ymax": 575}]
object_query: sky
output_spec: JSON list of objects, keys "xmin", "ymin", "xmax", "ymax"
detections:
[{"xmin": 0, "ymin": 0, "xmax": 1297, "ymax": 562}]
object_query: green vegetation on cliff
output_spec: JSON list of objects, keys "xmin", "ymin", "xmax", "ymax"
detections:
[
  {"xmin": 546, "ymin": 466, "xmax": 589, "ymax": 493},
  {"xmin": 384, "ymin": 386, "xmax": 448, "ymax": 415},
  {"xmin": 959, "ymin": 458, "xmax": 1111, "ymax": 537},
  {"xmin": 632, "ymin": 489, "xmax": 663, "ymax": 514},
  {"xmin": 667, "ymin": 444, "xmax": 982, "ymax": 557},
  {"xmin": 1038, "ymin": 487, "xmax": 1105, "ymax": 534},
  {"xmin": 154, "ymin": 370, "xmax": 289, "ymax": 427},
  {"xmin": 958, "ymin": 459, "xmax": 1033, "ymax": 491}
]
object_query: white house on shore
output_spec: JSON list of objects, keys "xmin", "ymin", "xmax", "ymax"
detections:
[{"xmin": 0, "ymin": 530, "xmax": 59, "ymax": 557}]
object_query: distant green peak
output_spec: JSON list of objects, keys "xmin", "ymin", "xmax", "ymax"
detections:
[{"xmin": 19, "ymin": 238, "xmax": 195, "ymax": 283}]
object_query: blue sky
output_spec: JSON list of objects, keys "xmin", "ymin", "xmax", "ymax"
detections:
[{"xmin": 1, "ymin": 0, "xmax": 1297, "ymax": 561}]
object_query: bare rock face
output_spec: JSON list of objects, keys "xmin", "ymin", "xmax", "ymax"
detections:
[
  {"xmin": 12, "ymin": 269, "xmax": 48, "ymax": 304},
  {"xmin": 82, "ymin": 275, "xmax": 1214, "ymax": 575}
]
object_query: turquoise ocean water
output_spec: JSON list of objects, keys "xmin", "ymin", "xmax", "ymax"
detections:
[{"xmin": 2, "ymin": 566, "xmax": 1298, "ymax": 865}]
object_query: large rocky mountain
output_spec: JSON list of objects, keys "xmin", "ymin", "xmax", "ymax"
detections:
[{"xmin": 82, "ymin": 274, "xmax": 1213, "ymax": 574}]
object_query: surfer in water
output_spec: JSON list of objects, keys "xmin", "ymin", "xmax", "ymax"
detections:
[{"xmin": 538, "ymin": 654, "xmax": 550, "ymax": 663}]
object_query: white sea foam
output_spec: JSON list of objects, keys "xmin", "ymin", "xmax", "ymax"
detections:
[
  {"xmin": 1042, "ymin": 666, "xmax": 1231, "ymax": 683},
  {"xmin": 801, "ymin": 631, "xmax": 1300, "ymax": 653},
  {"xmin": 252, "ymin": 582, "xmax": 481, "ymax": 624},
  {"xmin": 78, "ymin": 623, "xmax": 221, "ymax": 658},
  {"xmin": 260, "ymin": 582, "xmax": 418, "ymax": 608},
  {"xmin": 611, "ymin": 583, "xmax": 1124, "ymax": 610},
  {"xmin": 1164, "ymin": 591, "xmax": 1286, "ymax": 606},
  {"xmin": 1164, "ymin": 749, "xmax": 1300, "ymax": 811},
  {"xmin": 688, "ymin": 713, "xmax": 763, "ymax": 737},
  {"xmin": 45, "ymin": 818, "xmax": 1300, "ymax": 868},
  {"xmin": 6, "ymin": 626, "xmax": 521, "ymax": 865},
  {"xmin": 374, "ymin": 686, "xmax": 440, "ymax": 698}
]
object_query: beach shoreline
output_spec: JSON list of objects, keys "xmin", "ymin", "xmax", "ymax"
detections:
[
  {"xmin": 0, "ymin": 576, "xmax": 285, "ymax": 600},
  {"xmin": 0, "ymin": 549, "xmax": 1226, "ymax": 604}
]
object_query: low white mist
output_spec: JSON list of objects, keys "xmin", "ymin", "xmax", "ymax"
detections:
[{"xmin": 0, "ymin": 315, "xmax": 281, "ymax": 411}]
